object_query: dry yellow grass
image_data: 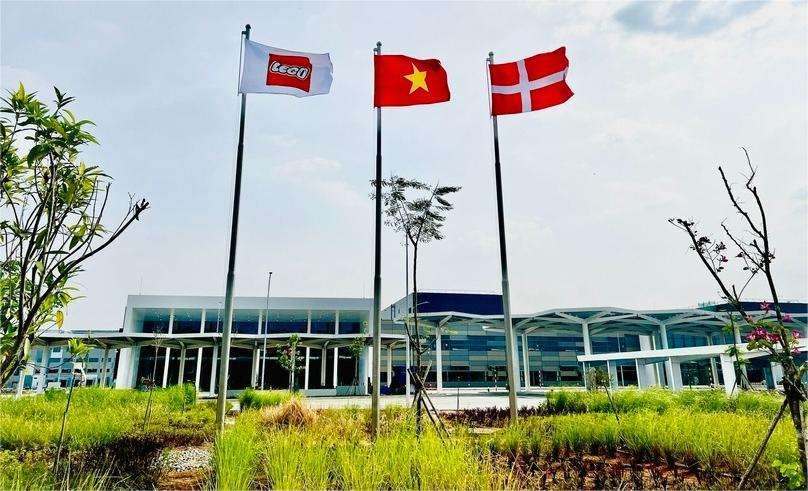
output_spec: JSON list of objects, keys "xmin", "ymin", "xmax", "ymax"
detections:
[{"xmin": 259, "ymin": 399, "xmax": 317, "ymax": 428}]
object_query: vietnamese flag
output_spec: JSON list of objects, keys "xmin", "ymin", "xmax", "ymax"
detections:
[{"xmin": 374, "ymin": 55, "xmax": 450, "ymax": 107}]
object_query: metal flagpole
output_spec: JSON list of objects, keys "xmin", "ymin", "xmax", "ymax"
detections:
[
  {"xmin": 487, "ymin": 51, "xmax": 519, "ymax": 423},
  {"xmin": 370, "ymin": 41, "xmax": 383, "ymax": 439},
  {"xmin": 215, "ymin": 24, "xmax": 251, "ymax": 433},
  {"xmin": 260, "ymin": 271, "xmax": 273, "ymax": 390},
  {"xmin": 405, "ymin": 239, "xmax": 409, "ymax": 314}
]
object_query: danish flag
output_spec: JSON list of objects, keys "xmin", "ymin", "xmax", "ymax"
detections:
[{"xmin": 488, "ymin": 47, "xmax": 573, "ymax": 116}]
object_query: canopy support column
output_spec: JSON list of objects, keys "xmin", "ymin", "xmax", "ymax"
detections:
[
  {"xmin": 195, "ymin": 309, "xmax": 205, "ymax": 391},
  {"xmin": 162, "ymin": 348, "xmax": 171, "ymax": 388},
  {"xmin": 209, "ymin": 345, "xmax": 218, "ymax": 395},
  {"xmin": 521, "ymin": 332, "xmax": 530, "ymax": 390},
  {"xmin": 38, "ymin": 346, "xmax": 51, "ymax": 393},
  {"xmin": 720, "ymin": 354, "xmax": 737, "ymax": 396},
  {"xmin": 178, "ymin": 345, "xmax": 187, "ymax": 385},
  {"xmin": 435, "ymin": 328, "xmax": 443, "ymax": 391},
  {"xmin": 321, "ymin": 342, "xmax": 328, "ymax": 387},
  {"xmin": 332, "ymin": 347, "xmax": 339, "ymax": 389},
  {"xmin": 386, "ymin": 345, "xmax": 393, "ymax": 387},
  {"xmin": 304, "ymin": 347, "xmax": 311, "ymax": 391},
  {"xmin": 251, "ymin": 346, "xmax": 259, "ymax": 388}
]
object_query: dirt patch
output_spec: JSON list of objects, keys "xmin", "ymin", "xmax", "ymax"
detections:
[{"xmin": 156, "ymin": 469, "xmax": 206, "ymax": 490}]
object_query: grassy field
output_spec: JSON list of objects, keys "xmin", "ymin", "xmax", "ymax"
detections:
[
  {"xmin": 0, "ymin": 387, "xmax": 800, "ymax": 489},
  {"xmin": 215, "ymin": 403, "xmax": 509, "ymax": 490},
  {"xmin": 544, "ymin": 386, "xmax": 783, "ymax": 418},
  {"xmin": 0, "ymin": 385, "xmax": 209, "ymax": 450},
  {"xmin": 0, "ymin": 385, "xmax": 214, "ymax": 489},
  {"xmin": 214, "ymin": 389, "xmax": 797, "ymax": 490}
]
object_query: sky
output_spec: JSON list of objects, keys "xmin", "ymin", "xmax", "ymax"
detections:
[{"xmin": 1, "ymin": 1, "xmax": 806, "ymax": 331}]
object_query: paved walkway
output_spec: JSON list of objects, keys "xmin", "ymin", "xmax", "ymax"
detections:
[{"xmin": 302, "ymin": 390, "xmax": 548, "ymax": 411}]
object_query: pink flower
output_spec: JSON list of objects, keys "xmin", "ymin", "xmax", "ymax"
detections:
[
  {"xmin": 747, "ymin": 327, "xmax": 768, "ymax": 342},
  {"xmin": 792, "ymin": 330, "xmax": 801, "ymax": 339},
  {"xmin": 792, "ymin": 348, "xmax": 801, "ymax": 356},
  {"xmin": 784, "ymin": 314, "xmax": 793, "ymax": 323},
  {"xmin": 760, "ymin": 302, "xmax": 770, "ymax": 312},
  {"xmin": 767, "ymin": 333, "xmax": 781, "ymax": 343}
]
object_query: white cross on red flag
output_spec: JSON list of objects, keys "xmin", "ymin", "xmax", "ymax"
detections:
[{"xmin": 488, "ymin": 47, "xmax": 573, "ymax": 116}]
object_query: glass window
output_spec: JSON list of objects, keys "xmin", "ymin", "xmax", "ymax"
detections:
[
  {"xmin": 173, "ymin": 309, "xmax": 203, "ymax": 334},
  {"xmin": 267, "ymin": 310, "xmax": 308, "ymax": 334},
  {"xmin": 233, "ymin": 310, "xmax": 260, "ymax": 334},
  {"xmin": 339, "ymin": 311, "xmax": 367, "ymax": 334},
  {"xmin": 310, "ymin": 311, "xmax": 336, "ymax": 334},
  {"xmin": 141, "ymin": 309, "xmax": 170, "ymax": 333}
]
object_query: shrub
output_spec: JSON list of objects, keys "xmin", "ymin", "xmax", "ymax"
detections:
[
  {"xmin": 238, "ymin": 389, "xmax": 295, "ymax": 410},
  {"xmin": 212, "ymin": 416, "xmax": 260, "ymax": 491},
  {"xmin": 260, "ymin": 399, "xmax": 317, "ymax": 427}
]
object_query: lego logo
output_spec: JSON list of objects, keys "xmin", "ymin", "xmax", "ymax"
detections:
[
  {"xmin": 266, "ymin": 54, "xmax": 313, "ymax": 92},
  {"xmin": 269, "ymin": 61, "xmax": 310, "ymax": 80}
]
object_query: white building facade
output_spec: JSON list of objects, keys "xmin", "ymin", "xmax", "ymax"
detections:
[{"xmin": 12, "ymin": 293, "xmax": 807, "ymax": 397}]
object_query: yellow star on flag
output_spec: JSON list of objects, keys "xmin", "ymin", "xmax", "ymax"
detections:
[{"xmin": 403, "ymin": 64, "xmax": 429, "ymax": 94}]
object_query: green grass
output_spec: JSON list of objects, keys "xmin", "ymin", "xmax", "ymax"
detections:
[
  {"xmin": 545, "ymin": 387, "xmax": 783, "ymax": 418},
  {"xmin": 0, "ymin": 384, "xmax": 209, "ymax": 451},
  {"xmin": 0, "ymin": 453, "xmax": 111, "ymax": 491},
  {"xmin": 485, "ymin": 409, "xmax": 798, "ymax": 484},
  {"xmin": 209, "ymin": 393, "xmax": 802, "ymax": 489},
  {"xmin": 216, "ymin": 404, "xmax": 507, "ymax": 490},
  {"xmin": 212, "ymin": 416, "xmax": 260, "ymax": 490},
  {"xmin": 1, "ymin": 384, "xmax": 213, "ymax": 490},
  {"xmin": 238, "ymin": 389, "xmax": 297, "ymax": 410},
  {"xmin": 2, "ymin": 386, "xmax": 801, "ymax": 489}
]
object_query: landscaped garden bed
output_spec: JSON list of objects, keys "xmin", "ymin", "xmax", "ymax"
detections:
[{"xmin": 0, "ymin": 387, "xmax": 801, "ymax": 489}]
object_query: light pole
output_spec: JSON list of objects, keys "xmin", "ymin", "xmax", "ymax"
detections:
[{"xmin": 260, "ymin": 272, "xmax": 273, "ymax": 390}]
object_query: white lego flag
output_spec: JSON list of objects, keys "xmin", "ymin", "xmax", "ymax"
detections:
[{"xmin": 239, "ymin": 39, "xmax": 333, "ymax": 97}]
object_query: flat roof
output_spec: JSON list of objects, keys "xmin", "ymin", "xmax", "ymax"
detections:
[{"xmin": 31, "ymin": 331, "xmax": 408, "ymax": 350}]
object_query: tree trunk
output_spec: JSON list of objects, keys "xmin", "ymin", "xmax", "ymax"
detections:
[
  {"xmin": 54, "ymin": 373, "xmax": 76, "ymax": 473},
  {"xmin": 353, "ymin": 358, "xmax": 359, "ymax": 396},
  {"xmin": 782, "ymin": 365, "xmax": 808, "ymax": 481},
  {"xmin": 143, "ymin": 344, "xmax": 160, "ymax": 430},
  {"xmin": 737, "ymin": 397, "xmax": 789, "ymax": 489},
  {"xmin": 787, "ymin": 396, "xmax": 807, "ymax": 479},
  {"xmin": 412, "ymin": 243, "xmax": 423, "ymax": 435},
  {"xmin": 289, "ymin": 349, "xmax": 296, "ymax": 392}
]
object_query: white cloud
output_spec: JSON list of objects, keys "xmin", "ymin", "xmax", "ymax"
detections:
[
  {"xmin": 271, "ymin": 157, "xmax": 342, "ymax": 179},
  {"xmin": 2, "ymin": 1, "xmax": 802, "ymax": 330},
  {"xmin": 270, "ymin": 157, "xmax": 364, "ymax": 210}
]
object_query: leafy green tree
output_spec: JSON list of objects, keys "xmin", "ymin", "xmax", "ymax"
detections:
[
  {"xmin": 347, "ymin": 334, "xmax": 367, "ymax": 395},
  {"xmin": 377, "ymin": 174, "xmax": 460, "ymax": 433},
  {"xmin": 278, "ymin": 334, "xmax": 304, "ymax": 391},
  {"xmin": 0, "ymin": 84, "xmax": 148, "ymax": 385}
]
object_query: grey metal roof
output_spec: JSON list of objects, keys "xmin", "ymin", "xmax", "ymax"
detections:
[{"xmin": 403, "ymin": 305, "xmax": 807, "ymax": 336}]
